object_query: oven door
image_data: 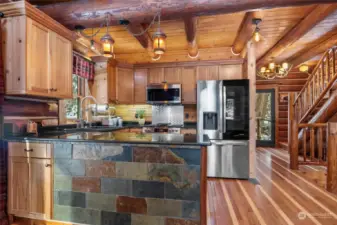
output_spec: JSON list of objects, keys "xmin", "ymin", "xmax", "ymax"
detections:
[{"xmin": 147, "ymin": 84, "xmax": 181, "ymax": 104}]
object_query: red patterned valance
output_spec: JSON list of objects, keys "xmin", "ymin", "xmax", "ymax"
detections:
[{"xmin": 73, "ymin": 53, "xmax": 95, "ymax": 80}]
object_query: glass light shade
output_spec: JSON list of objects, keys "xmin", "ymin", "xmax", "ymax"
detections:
[
  {"xmin": 268, "ymin": 62, "xmax": 275, "ymax": 70},
  {"xmin": 299, "ymin": 64, "xmax": 309, "ymax": 73},
  {"xmin": 282, "ymin": 62, "xmax": 289, "ymax": 70},
  {"xmin": 266, "ymin": 69, "xmax": 271, "ymax": 73},
  {"xmin": 260, "ymin": 67, "xmax": 266, "ymax": 73},
  {"xmin": 100, "ymin": 33, "xmax": 115, "ymax": 58},
  {"xmin": 253, "ymin": 31, "xmax": 261, "ymax": 42},
  {"xmin": 153, "ymin": 31, "xmax": 167, "ymax": 55}
]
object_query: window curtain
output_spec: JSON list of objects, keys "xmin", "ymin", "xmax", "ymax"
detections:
[
  {"xmin": 73, "ymin": 53, "xmax": 95, "ymax": 80},
  {"xmin": 0, "ymin": 19, "xmax": 9, "ymax": 225}
]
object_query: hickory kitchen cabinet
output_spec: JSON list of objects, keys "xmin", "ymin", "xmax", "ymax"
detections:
[
  {"xmin": 93, "ymin": 59, "xmax": 134, "ymax": 104},
  {"xmin": 1, "ymin": 16, "xmax": 73, "ymax": 99},
  {"xmin": 148, "ymin": 68, "xmax": 165, "ymax": 84},
  {"xmin": 181, "ymin": 67, "xmax": 197, "ymax": 104},
  {"xmin": 134, "ymin": 68, "xmax": 148, "ymax": 104},
  {"xmin": 197, "ymin": 65, "xmax": 219, "ymax": 80},
  {"xmin": 8, "ymin": 142, "xmax": 52, "ymax": 220}
]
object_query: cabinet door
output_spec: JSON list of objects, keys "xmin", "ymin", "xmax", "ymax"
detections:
[
  {"xmin": 181, "ymin": 67, "xmax": 197, "ymax": 104},
  {"xmin": 197, "ymin": 66, "xmax": 219, "ymax": 80},
  {"xmin": 30, "ymin": 158, "xmax": 52, "ymax": 219},
  {"xmin": 116, "ymin": 67, "xmax": 134, "ymax": 104},
  {"xmin": 93, "ymin": 62, "xmax": 109, "ymax": 104},
  {"xmin": 50, "ymin": 32, "xmax": 72, "ymax": 98},
  {"xmin": 218, "ymin": 65, "xmax": 243, "ymax": 80},
  {"xmin": 26, "ymin": 18, "xmax": 51, "ymax": 96},
  {"xmin": 148, "ymin": 68, "xmax": 164, "ymax": 84},
  {"xmin": 8, "ymin": 157, "xmax": 30, "ymax": 216},
  {"xmin": 134, "ymin": 68, "xmax": 148, "ymax": 104},
  {"xmin": 164, "ymin": 67, "xmax": 181, "ymax": 83}
]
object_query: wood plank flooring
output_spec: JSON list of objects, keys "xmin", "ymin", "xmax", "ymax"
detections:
[{"xmin": 207, "ymin": 147, "xmax": 337, "ymax": 225}]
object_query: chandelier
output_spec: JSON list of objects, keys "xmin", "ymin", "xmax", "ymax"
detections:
[
  {"xmin": 257, "ymin": 62, "xmax": 292, "ymax": 79},
  {"xmin": 76, "ymin": 11, "xmax": 167, "ymax": 60}
]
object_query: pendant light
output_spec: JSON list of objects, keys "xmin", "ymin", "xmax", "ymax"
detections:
[
  {"xmin": 100, "ymin": 14, "xmax": 115, "ymax": 58},
  {"xmin": 152, "ymin": 12, "xmax": 167, "ymax": 55},
  {"xmin": 252, "ymin": 18, "xmax": 262, "ymax": 43}
]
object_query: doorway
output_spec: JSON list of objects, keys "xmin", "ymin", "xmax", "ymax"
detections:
[{"xmin": 256, "ymin": 89, "xmax": 276, "ymax": 147}]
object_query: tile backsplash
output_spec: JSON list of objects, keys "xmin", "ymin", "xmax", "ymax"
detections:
[{"xmin": 113, "ymin": 104, "xmax": 197, "ymax": 123}]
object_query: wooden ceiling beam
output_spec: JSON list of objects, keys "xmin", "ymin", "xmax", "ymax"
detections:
[
  {"xmin": 257, "ymin": 4, "xmax": 337, "ymax": 66},
  {"xmin": 126, "ymin": 22, "xmax": 156, "ymax": 58},
  {"xmin": 74, "ymin": 31, "xmax": 103, "ymax": 56},
  {"xmin": 36, "ymin": 0, "xmax": 337, "ymax": 29},
  {"xmin": 232, "ymin": 12, "xmax": 262, "ymax": 56},
  {"xmin": 291, "ymin": 32, "xmax": 337, "ymax": 67},
  {"xmin": 184, "ymin": 16, "xmax": 199, "ymax": 58}
]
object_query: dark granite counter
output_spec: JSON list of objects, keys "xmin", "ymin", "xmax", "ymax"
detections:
[{"xmin": 5, "ymin": 129, "xmax": 209, "ymax": 146}]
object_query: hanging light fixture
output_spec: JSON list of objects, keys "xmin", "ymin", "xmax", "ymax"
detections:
[
  {"xmin": 75, "ymin": 13, "xmax": 115, "ymax": 58},
  {"xmin": 257, "ymin": 62, "xmax": 292, "ymax": 79},
  {"xmin": 100, "ymin": 13, "xmax": 115, "ymax": 58},
  {"xmin": 252, "ymin": 18, "xmax": 262, "ymax": 42},
  {"xmin": 152, "ymin": 12, "xmax": 167, "ymax": 55}
]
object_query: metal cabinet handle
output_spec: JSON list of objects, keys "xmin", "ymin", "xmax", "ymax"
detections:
[
  {"xmin": 45, "ymin": 164, "xmax": 52, "ymax": 168},
  {"xmin": 24, "ymin": 149, "xmax": 33, "ymax": 152}
]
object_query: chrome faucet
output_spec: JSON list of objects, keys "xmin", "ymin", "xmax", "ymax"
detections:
[{"xmin": 78, "ymin": 95, "xmax": 98, "ymax": 128}]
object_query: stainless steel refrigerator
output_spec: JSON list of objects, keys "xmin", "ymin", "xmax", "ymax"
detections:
[{"xmin": 197, "ymin": 80, "xmax": 250, "ymax": 179}]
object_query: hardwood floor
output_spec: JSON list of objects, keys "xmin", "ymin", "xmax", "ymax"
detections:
[{"xmin": 207, "ymin": 147, "xmax": 337, "ymax": 225}]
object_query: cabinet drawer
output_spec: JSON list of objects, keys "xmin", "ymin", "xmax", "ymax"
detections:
[{"xmin": 8, "ymin": 142, "xmax": 52, "ymax": 158}]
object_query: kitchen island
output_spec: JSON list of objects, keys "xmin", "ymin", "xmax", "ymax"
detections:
[{"xmin": 5, "ymin": 129, "xmax": 209, "ymax": 225}]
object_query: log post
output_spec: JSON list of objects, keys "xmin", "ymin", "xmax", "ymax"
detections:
[
  {"xmin": 327, "ymin": 123, "xmax": 337, "ymax": 193},
  {"xmin": 290, "ymin": 119, "xmax": 299, "ymax": 170},
  {"xmin": 247, "ymin": 40, "xmax": 256, "ymax": 179},
  {"xmin": 288, "ymin": 93, "xmax": 295, "ymax": 152}
]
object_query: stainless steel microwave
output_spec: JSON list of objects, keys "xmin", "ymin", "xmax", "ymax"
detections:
[{"xmin": 146, "ymin": 83, "xmax": 181, "ymax": 104}]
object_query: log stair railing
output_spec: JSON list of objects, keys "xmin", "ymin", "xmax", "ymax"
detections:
[
  {"xmin": 293, "ymin": 47, "xmax": 337, "ymax": 124},
  {"xmin": 289, "ymin": 121, "xmax": 337, "ymax": 193}
]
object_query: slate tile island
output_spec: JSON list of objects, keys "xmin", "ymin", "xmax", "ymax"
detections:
[{"xmin": 52, "ymin": 142, "xmax": 202, "ymax": 225}]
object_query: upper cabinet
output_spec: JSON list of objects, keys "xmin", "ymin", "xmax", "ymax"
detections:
[
  {"xmin": 197, "ymin": 66, "xmax": 219, "ymax": 80},
  {"xmin": 218, "ymin": 64, "xmax": 243, "ymax": 80},
  {"xmin": 2, "ymin": 16, "xmax": 73, "ymax": 99},
  {"xmin": 181, "ymin": 67, "xmax": 197, "ymax": 104},
  {"xmin": 164, "ymin": 67, "xmax": 181, "ymax": 83},
  {"xmin": 134, "ymin": 68, "xmax": 148, "ymax": 104},
  {"xmin": 148, "ymin": 68, "xmax": 164, "ymax": 84},
  {"xmin": 116, "ymin": 67, "xmax": 134, "ymax": 104}
]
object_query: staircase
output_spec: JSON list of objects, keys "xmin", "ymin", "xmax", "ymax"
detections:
[
  {"xmin": 288, "ymin": 46, "xmax": 337, "ymax": 193},
  {"xmin": 293, "ymin": 46, "xmax": 337, "ymax": 123},
  {"xmin": 278, "ymin": 96, "xmax": 288, "ymax": 149}
]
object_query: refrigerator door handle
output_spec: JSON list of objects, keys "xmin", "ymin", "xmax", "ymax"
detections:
[
  {"xmin": 219, "ymin": 81, "xmax": 225, "ymax": 134},
  {"xmin": 210, "ymin": 140, "xmax": 248, "ymax": 146}
]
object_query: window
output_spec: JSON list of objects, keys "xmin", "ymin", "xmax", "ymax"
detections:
[{"xmin": 65, "ymin": 75, "xmax": 86, "ymax": 120}]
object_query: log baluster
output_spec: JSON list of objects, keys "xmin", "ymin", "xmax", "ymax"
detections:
[
  {"xmin": 303, "ymin": 128, "xmax": 307, "ymax": 162},
  {"xmin": 327, "ymin": 123, "xmax": 337, "ymax": 193},
  {"xmin": 318, "ymin": 127, "xmax": 323, "ymax": 162},
  {"xmin": 310, "ymin": 128, "xmax": 315, "ymax": 161}
]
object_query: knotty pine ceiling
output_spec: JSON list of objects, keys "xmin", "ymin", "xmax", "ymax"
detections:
[{"xmin": 26, "ymin": 0, "xmax": 337, "ymax": 68}]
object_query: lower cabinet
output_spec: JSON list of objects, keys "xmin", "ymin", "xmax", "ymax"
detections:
[{"xmin": 8, "ymin": 143, "xmax": 52, "ymax": 220}]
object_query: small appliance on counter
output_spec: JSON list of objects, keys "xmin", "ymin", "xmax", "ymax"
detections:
[
  {"xmin": 146, "ymin": 83, "xmax": 181, "ymax": 104},
  {"xmin": 197, "ymin": 80, "xmax": 250, "ymax": 179},
  {"xmin": 89, "ymin": 104, "xmax": 122, "ymax": 127}
]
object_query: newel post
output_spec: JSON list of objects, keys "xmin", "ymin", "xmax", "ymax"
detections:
[
  {"xmin": 290, "ymin": 120, "xmax": 299, "ymax": 170},
  {"xmin": 327, "ymin": 123, "xmax": 337, "ymax": 193},
  {"xmin": 288, "ymin": 93, "xmax": 298, "ymax": 170}
]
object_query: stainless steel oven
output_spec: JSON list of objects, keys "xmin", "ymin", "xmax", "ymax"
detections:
[{"xmin": 146, "ymin": 84, "xmax": 181, "ymax": 104}]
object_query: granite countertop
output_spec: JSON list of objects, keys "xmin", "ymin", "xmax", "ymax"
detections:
[{"xmin": 5, "ymin": 124, "xmax": 209, "ymax": 146}]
